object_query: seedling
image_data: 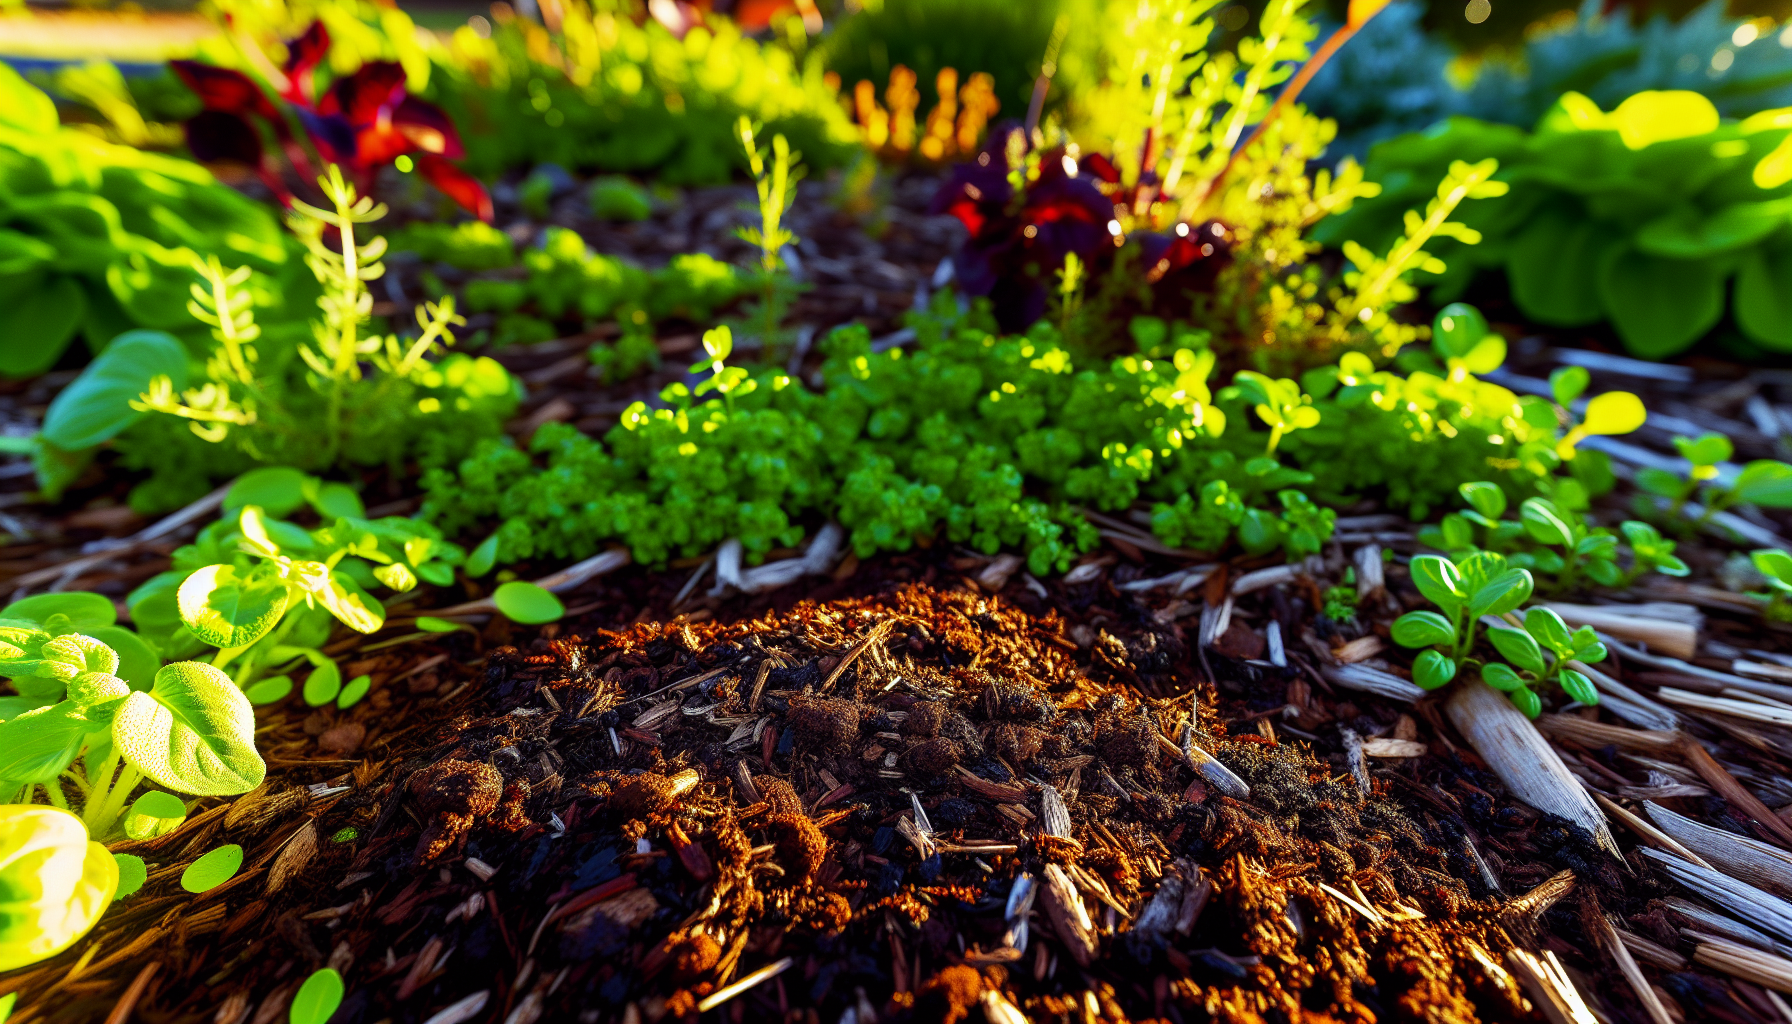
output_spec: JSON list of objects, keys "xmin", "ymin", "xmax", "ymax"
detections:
[
  {"xmin": 1391, "ymin": 551, "xmax": 1534, "ymax": 692},
  {"xmin": 735, "ymin": 118, "xmax": 807, "ymax": 362},
  {"xmin": 691, "ymin": 326, "xmax": 753, "ymax": 413},
  {"xmin": 493, "ymin": 582, "xmax": 566, "ymax": 625},
  {"xmin": 1638, "ymin": 432, "xmax": 1792, "ymax": 526},
  {"xmin": 291, "ymin": 968, "xmax": 346, "ymax": 1024},
  {"xmin": 1481, "ymin": 607, "xmax": 1608, "ymax": 719},
  {"xmin": 1232, "ymin": 372, "xmax": 1320, "ymax": 455},
  {"xmin": 181, "ymin": 844, "xmax": 244, "ymax": 893},
  {"xmin": 1424, "ymin": 481, "xmax": 1686, "ymax": 589},
  {"xmin": 0, "ymin": 806, "xmax": 118, "ymax": 971},
  {"xmin": 1751, "ymin": 549, "xmax": 1792, "ymax": 621}
]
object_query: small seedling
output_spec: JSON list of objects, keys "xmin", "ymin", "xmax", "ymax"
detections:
[
  {"xmin": 291, "ymin": 967, "xmax": 345, "ymax": 1024},
  {"xmin": 1480, "ymin": 606, "xmax": 1608, "ymax": 718},
  {"xmin": 112, "ymin": 853, "xmax": 147, "ymax": 899},
  {"xmin": 337, "ymin": 674, "xmax": 372, "ymax": 709},
  {"xmin": 1391, "ymin": 551, "xmax": 1534, "ymax": 692},
  {"xmin": 493, "ymin": 582, "xmax": 565, "ymax": 625}
]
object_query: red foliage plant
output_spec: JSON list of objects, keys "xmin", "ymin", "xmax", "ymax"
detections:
[{"xmin": 170, "ymin": 20, "xmax": 492, "ymax": 222}]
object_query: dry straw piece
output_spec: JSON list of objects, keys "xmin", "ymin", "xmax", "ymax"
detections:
[
  {"xmin": 1645, "ymin": 802, "xmax": 1792, "ymax": 899},
  {"xmin": 1643, "ymin": 847, "xmax": 1792, "ymax": 945},
  {"xmin": 1446, "ymin": 680, "xmax": 1619, "ymax": 857}
]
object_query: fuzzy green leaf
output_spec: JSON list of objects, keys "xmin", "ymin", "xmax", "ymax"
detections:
[
  {"xmin": 178, "ymin": 565, "xmax": 291, "ymax": 649},
  {"xmin": 111, "ymin": 661, "xmax": 265, "ymax": 796}
]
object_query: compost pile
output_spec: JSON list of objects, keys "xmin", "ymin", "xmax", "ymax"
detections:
[{"xmin": 22, "ymin": 577, "xmax": 1631, "ymax": 1024}]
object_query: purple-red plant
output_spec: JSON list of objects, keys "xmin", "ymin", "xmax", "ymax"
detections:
[
  {"xmin": 170, "ymin": 21, "xmax": 492, "ymax": 222},
  {"xmin": 931, "ymin": 126, "xmax": 1226, "ymax": 333}
]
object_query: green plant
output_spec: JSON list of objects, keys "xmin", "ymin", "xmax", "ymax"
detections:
[
  {"xmin": 291, "ymin": 968, "xmax": 346, "ymax": 1024},
  {"xmin": 1636, "ymin": 432, "xmax": 1792, "ymax": 526},
  {"xmin": 180, "ymin": 843, "xmax": 243, "ymax": 893},
  {"xmin": 1322, "ymin": 567, "xmax": 1358, "ymax": 622},
  {"xmin": 0, "ymin": 614, "xmax": 264, "ymax": 840},
  {"xmin": 421, "ymin": 297, "xmax": 1588, "ymax": 576},
  {"xmin": 74, "ymin": 167, "xmax": 519, "ymax": 511},
  {"xmin": 0, "ymin": 805, "xmax": 118, "ymax": 971},
  {"xmin": 1319, "ymin": 89, "xmax": 1792, "ymax": 358},
  {"xmin": 733, "ymin": 118, "xmax": 807, "ymax": 362},
  {"xmin": 1391, "ymin": 551, "xmax": 1534, "ymax": 691},
  {"xmin": 388, "ymin": 220, "xmax": 516, "ymax": 271},
  {"xmin": 0, "ymin": 63, "xmax": 297, "ymax": 380},
  {"xmin": 1479, "ymin": 606, "xmax": 1609, "ymax": 718},
  {"xmin": 588, "ymin": 176, "xmax": 653, "ymax": 222},
  {"xmin": 1425, "ymin": 478, "xmax": 1687, "ymax": 589}
]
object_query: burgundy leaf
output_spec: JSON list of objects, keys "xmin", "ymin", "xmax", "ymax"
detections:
[
  {"xmin": 296, "ymin": 109, "xmax": 359, "ymax": 166},
  {"xmin": 184, "ymin": 110, "xmax": 264, "ymax": 166},
  {"xmin": 281, "ymin": 20, "xmax": 331, "ymax": 102},
  {"xmin": 320, "ymin": 61, "xmax": 407, "ymax": 126},
  {"xmin": 170, "ymin": 61, "xmax": 282, "ymax": 122},
  {"xmin": 392, "ymin": 97, "xmax": 465, "ymax": 159},
  {"xmin": 1079, "ymin": 153, "xmax": 1121, "ymax": 184},
  {"xmin": 415, "ymin": 154, "xmax": 494, "ymax": 223}
]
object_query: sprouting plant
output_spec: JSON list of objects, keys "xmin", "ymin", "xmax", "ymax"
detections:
[
  {"xmin": 1545, "ymin": 366, "xmax": 1648, "ymax": 462},
  {"xmin": 735, "ymin": 117, "xmax": 806, "ymax": 362},
  {"xmin": 1336, "ymin": 159, "xmax": 1508, "ymax": 353},
  {"xmin": 1391, "ymin": 551, "xmax": 1534, "ymax": 691},
  {"xmin": 1231, "ymin": 371, "xmax": 1319, "ymax": 453},
  {"xmin": 0, "ymin": 805, "xmax": 118, "ymax": 971},
  {"xmin": 1635, "ymin": 429, "xmax": 1792, "ymax": 527},
  {"xmin": 690, "ymin": 326, "xmax": 753, "ymax": 414},
  {"xmin": 1480, "ymin": 606, "xmax": 1609, "ymax": 718},
  {"xmin": 1637, "ymin": 431, "xmax": 1730, "ymax": 515},
  {"xmin": 0, "ymin": 614, "xmax": 264, "ymax": 841},
  {"xmin": 1425, "ymin": 480, "xmax": 1686, "ymax": 589},
  {"xmin": 1750, "ymin": 549, "xmax": 1792, "ymax": 621},
  {"xmin": 1322, "ymin": 567, "xmax": 1358, "ymax": 623}
]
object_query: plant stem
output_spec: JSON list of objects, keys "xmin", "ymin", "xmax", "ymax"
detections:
[
  {"xmin": 87, "ymin": 764, "xmax": 143, "ymax": 840},
  {"xmin": 80, "ymin": 748, "xmax": 122, "ymax": 832},
  {"xmin": 42, "ymin": 782, "xmax": 68, "ymax": 811}
]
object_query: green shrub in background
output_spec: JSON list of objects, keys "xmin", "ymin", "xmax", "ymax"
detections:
[
  {"xmin": 0, "ymin": 64, "xmax": 301, "ymax": 380},
  {"xmin": 1317, "ymin": 89, "xmax": 1792, "ymax": 359},
  {"xmin": 1308, "ymin": 0, "xmax": 1792, "ymax": 160}
]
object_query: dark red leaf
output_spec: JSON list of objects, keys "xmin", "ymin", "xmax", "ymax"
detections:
[
  {"xmin": 320, "ymin": 61, "xmax": 407, "ymax": 125},
  {"xmin": 184, "ymin": 110, "xmax": 264, "ymax": 166},
  {"xmin": 415, "ymin": 154, "xmax": 493, "ymax": 223},
  {"xmin": 392, "ymin": 97, "xmax": 465, "ymax": 159},
  {"xmin": 1080, "ymin": 153, "xmax": 1121, "ymax": 184},
  {"xmin": 281, "ymin": 20, "xmax": 331, "ymax": 102},
  {"xmin": 170, "ymin": 61, "xmax": 282, "ymax": 122}
]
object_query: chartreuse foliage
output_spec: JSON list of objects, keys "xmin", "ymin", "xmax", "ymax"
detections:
[
  {"xmin": 421, "ymin": 298, "xmax": 1637, "ymax": 577},
  {"xmin": 28, "ymin": 165, "xmax": 520, "ymax": 514},
  {"xmin": 0, "ymin": 806, "xmax": 118, "ymax": 972},
  {"xmin": 1319, "ymin": 89, "xmax": 1792, "ymax": 359},
  {"xmin": 128, "ymin": 473, "xmax": 464, "ymax": 699}
]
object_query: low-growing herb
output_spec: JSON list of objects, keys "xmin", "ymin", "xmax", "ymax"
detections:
[{"xmin": 0, "ymin": 806, "xmax": 118, "ymax": 971}]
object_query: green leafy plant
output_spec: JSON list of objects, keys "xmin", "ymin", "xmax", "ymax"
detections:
[
  {"xmin": 1425, "ymin": 479, "xmax": 1687, "ymax": 588},
  {"xmin": 1320, "ymin": 89, "xmax": 1792, "ymax": 358},
  {"xmin": 1479, "ymin": 606, "xmax": 1610, "ymax": 718},
  {"xmin": 1636, "ymin": 432, "xmax": 1792, "ymax": 527},
  {"xmin": 1390, "ymin": 550, "xmax": 1534, "ymax": 692},
  {"xmin": 0, "ymin": 805, "xmax": 118, "ymax": 971},
  {"xmin": 0, "ymin": 64, "xmax": 295, "ymax": 381},
  {"xmin": 1750, "ymin": 549, "xmax": 1792, "ymax": 621},
  {"xmin": 733, "ymin": 118, "xmax": 807, "ymax": 363},
  {"xmin": 1322, "ymin": 567, "xmax": 1358, "ymax": 623}
]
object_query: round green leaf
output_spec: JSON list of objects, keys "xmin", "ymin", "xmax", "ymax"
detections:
[
  {"xmin": 415, "ymin": 616, "xmax": 463, "ymax": 634},
  {"xmin": 225, "ymin": 468, "xmax": 311, "ymax": 519},
  {"xmin": 180, "ymin": 844, "xmax": 243, "ymax": 894},
  {"xmin": 1559, "ymin": 669, "xmax": 1600, "ymax": 706},
  {"xmin": 0, "ymin": 806, "xmax": 118, "ymax": 971},
  {"xmin": 466, "ymin": 533, "xmax": 499, "ymax": 578},
  {"xmin": 303, "ymin": 661, "xmax": 342, "ymax": 707},
  {"xmin": 1506, "ymin": 207, "xmax": 1617, "ymax": 327},
  {"xmin": 1732, "ymin": 461, "xmax": 1792, "ymax": 508},
  {"xmin": 1487, "ymin": 626, "xmax": 1546, "ymax": 675},
  {"xmin": 1408, "ymin": 554, "xmax": 1465, "ymax": 613},
  {"xmin": 291, "ymin": 967, "xmax": 345, "ymax": 1024},
  {"xmin": 1597, "ymin": 248, "xmax": 1724, "ymax": 359},
  {"xmin": 309, "ymin": 482, "xmax": 364, "ymax": 521},
  {"xmin": 244, "ymin": 675, "xmax": 293, "ymax": 706},
  {"xmin": 123, "ymin": 791, "xmax": 187, "ymax": 841},
  {"xmin": 337, "ymin": 674, "xmax": 371, "ymax": 710},
  {"xmin": 1391, "ymin": 610, "xmax": 1456, "ymax": 649},
  {"xmin": 1755, "ymin": 548, "xmax": 1792, "ymax": 583},
  {"xmin": 1581, "ymin": 392, "xmax": 1647, "ymax": 437},
  {"xmin": 111, "ymin": 852, "xmax": 146, "ymax": 899},
  {"xmin": 1549, "ymin": 367, "xmax": 1589, "ymax": 408},
  {"xmin": 112, "ymin": 661, "xmax": 266, "ymax": 796},
  {"xmin": 1431, "ymin": 302, "xmax": 1489, "ymax": 358},
  {"xmin": 1482, "ymin": 662, "xmax": 1525, "ymax": 692},
  {"xmin": 0, "ymin": 704, "xmax": 90, "ymax": 782},
  {"xmin": 0, "ymin": 275, "xmax": 87, "ymax": 380},
  {"xmin": 178, "ymin": 565, "xmax": 291, "ymax": 649},
  {"xmin": 1523, "ymin": 606, "xmax": 1573, "ymax": 652},
  {"xmin": 1, "ymin": 593, "xmax": 115, "ymax": 630},
  {"xmin": 1459, "ymin": 481, "xmax": 1507, "ymax": 520},
  {"xmin": 41, "ymin": 330, "xmax": 188, "ymax": 451},
  {"xmin": 1507, "ymin": 685, "xmax": 1543, "ymax": 719},
  {"xmin": 493, "ymin": 582, "xmax": 565, "ymax": 625},
  {"xmin": 1736, "ymin": 246, "xmax": 1792, "ymax": 351},
  {"xmin": 1412, "ymin": 649, "xmax": 1457, "ymax": 690},
  {"xmin": 1611, "ymin": 91, "xmax": 1719, "ymax": 150}
]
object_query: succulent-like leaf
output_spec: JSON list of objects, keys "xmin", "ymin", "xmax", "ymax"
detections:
[
  {"xmin": 1408, "ymin": 554, "xmax": 1465, "ymax": 613},
  {"xmin": 1392, "ymin": 611, "xmax": 1456, "ymax": 649},
  {"xmin": 1468, "ymin": 568, "xmax": 1534, "ymax": 619},
  {"xmin": 1487, "ymin": 626, "xmax": 1546, "ymax": 675},
  {"xmin": 1459, "ymin": 481, "xmax": 1506, "ymax": 520},
  {"xmin": 1507, "ymin": 685, "xmax": 1542, "ymax": 719},
  {"xmin": 1558, "ymin": 669, "xmax": 1600, "ymax": 706},
  {"xmin": 1520, "ymin": 498, "xmax": 1576, "ymax": 548},
  {"xmin": 1481, "ymin": 662, "xmax": 1525, "ymax": 692},
  {"xmin": 1412, "ymin": 650, "xmax": 1457, "ymax": 690}
]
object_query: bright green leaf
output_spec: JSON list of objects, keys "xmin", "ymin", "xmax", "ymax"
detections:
[
  {"xmin": 1459, "ymin": 482, "xmax": 1507, "ymax": 519},
  {"xmin": 123, "ymin": 791, "xmax": 186, "ymax": 841},
  {"xmin": 415, "ymin": 617, "xmax": 463, "ymax": 633},
  {"xmin": 1549, "ymin": 367, "xmax": 1589, "ymax": 408},
  {"xmin": 1507, "ymin": 685, "xmax": 1542, "ymax": 719},
  {"xmin": 1482, "ymin": 662, "xmax": 1525, "ymax": 692},
  {"xmin": 1581, "ymin": 392, "xmax": 1647, "ymax": 436},
  {"xmin": 1559, "ymin": 669, "xmax": 1599, "ymax": 706},
  {"xmin": 1733, "ymin": 461, "xmax": 1792, "ymax": 508},
  {"xmin": 303, "ymin": 661, "xmax": 342, "ymax": 707},
  {"xmin": 1, "ymin": 593, "xmax": 116, "ymax": 631},
  {"xmin": 1487, "ymin": 626, "xmax": 1546, "ymax": 675},
  {"xmin": 1408, "ymin": 555, "xmax": 1465, "ymax": 613},
  {"xmin": 493, "ymin": 581, "xmax": 565, "ymax": 624},
  {"xmin": 1468, "ymin": 569, "xmax": 1534, "ymax": 618},
  {"xmin": 41, "ymin": 330, "xmax": 188, "ymax": 451},
  {"xmin": 1520, "ymin": 499, "xmax": 1577, "ymax": 547},
  {"xmin": 291, "ymin": 968, "xmax": 345, "ymax": 1024},
  {"xmin": 178, "ymin": 565, "xmax": 291, "ymax": 649},
  {"xmin": 1412, "ymin": 650, "xmax": 1457, "ymax": 690},
  {"xmin": 0, "ymin": 806, "xmax": 118, "ymax": 971},
  {"xmin": 111, "ymin": 852, "xmax": 146, "ymax": 899},
  {"xmin": 337, "ymin": 674, "xmax": 371, "ymax": 709},
  {"xmin": 112, "ymin": 661, "xmax": 266, "ymax": 796},
  {"xmin": 225, "ymin": 468, "xmax": 311, "ymax": 519},
  {"xmin": 244, "ymin": 675, "xmax": 293, "ymax": 705},
  {"xmin": 180, "ymin": 844, "xmax": 243, "ymax": 893},
  {"xmin": 1391, "ymin": 610, "xmax": 1456, "ymax": 648}
]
